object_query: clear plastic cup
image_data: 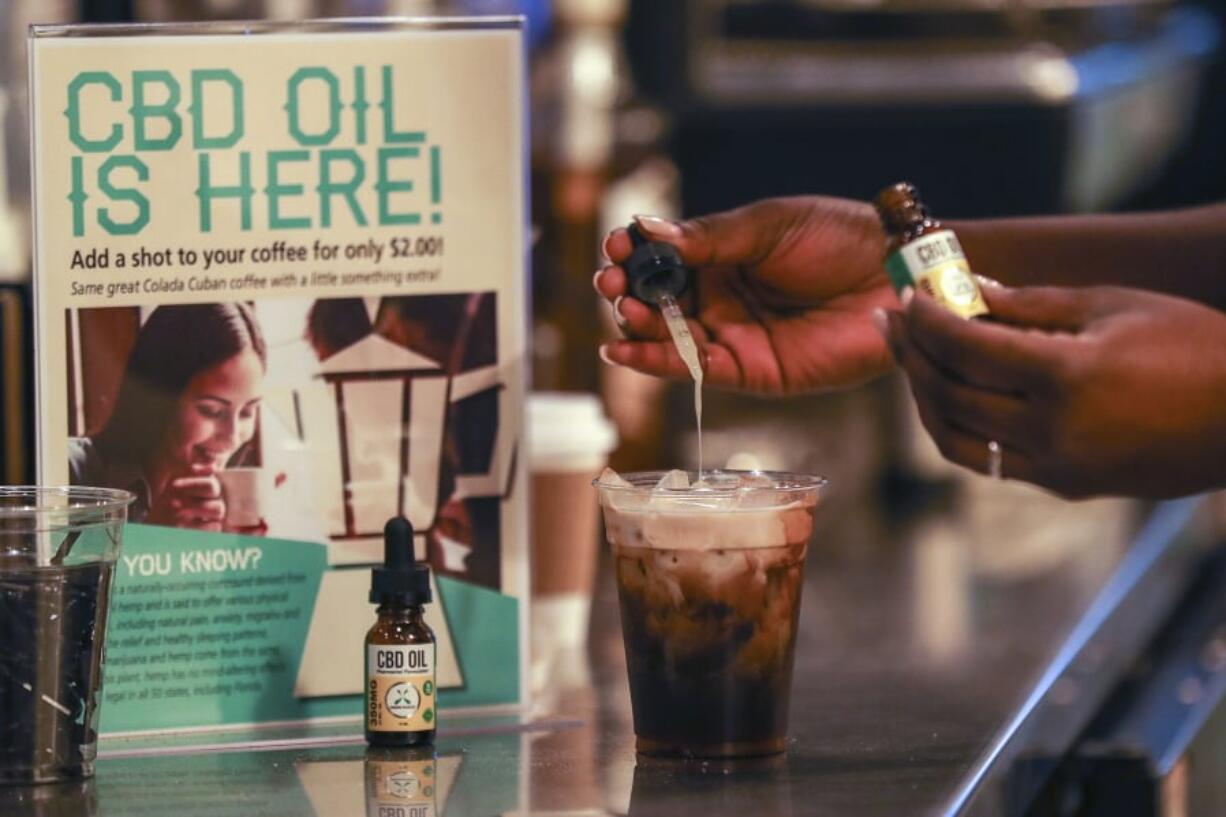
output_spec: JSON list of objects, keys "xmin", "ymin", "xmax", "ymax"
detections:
[
  {"xmin": 594, "ymin": 470, "xmax": 824, "ymax": 757},
  {"xmin": 0, "ymin": 487, "xmax": 133, "ymax": 785}
]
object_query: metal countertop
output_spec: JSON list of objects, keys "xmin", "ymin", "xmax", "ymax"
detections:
[{"xmin": 5, "ymin": 481, "xmax": 1220, "ymax": 817}]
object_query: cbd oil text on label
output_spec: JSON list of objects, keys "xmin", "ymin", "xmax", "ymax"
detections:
[
  {"xmin": 885, "ymin": 230, "xmax": 988, "ymax": 319},
  {"xmin": 367, "ymin": 644, "xmax": 435, "ymax": 733}
]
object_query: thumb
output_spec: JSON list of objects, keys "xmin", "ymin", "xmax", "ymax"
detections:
[{"xmin": 979, "ymin": 280, "xmax": 1093, "ymax": 332}]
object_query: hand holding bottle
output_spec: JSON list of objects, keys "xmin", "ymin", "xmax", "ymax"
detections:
[
  {"xmin": 879, "ymin": 283, "xmax": 1226, "ymax": 498},
  {"xmin": 595, "ymin": 198, "xmax": 898, "ymax": 395}
]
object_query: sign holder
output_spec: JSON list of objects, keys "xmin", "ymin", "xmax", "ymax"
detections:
[{"xmin": 29, "ymin": 16, "xmax": 529, "ymax": 735}]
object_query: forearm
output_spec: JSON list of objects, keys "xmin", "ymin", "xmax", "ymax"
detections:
[{"xmin": 950, "ymin": 203, "xmax": 1226, "ymax": 309}]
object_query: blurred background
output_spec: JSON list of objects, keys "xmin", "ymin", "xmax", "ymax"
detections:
[
  {"xmin": 3, "ymin": 0, "xmax": 1226, "ymax": 510},
  {"xmin": 6, "ymin": 6, "xmax": 1226, "ymax": 812}
]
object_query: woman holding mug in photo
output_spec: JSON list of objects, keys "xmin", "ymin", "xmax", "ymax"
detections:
[{"xmin": 69, "ymin": 302, "xmax": 267, "ymax": 531}]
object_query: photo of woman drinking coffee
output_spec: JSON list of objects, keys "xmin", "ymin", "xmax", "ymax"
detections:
[{"xmin": 68, "ymin": 302, "xmax": 266, "ymax": 531}]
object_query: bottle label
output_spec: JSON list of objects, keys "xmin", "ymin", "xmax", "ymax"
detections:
[
  {"xmin": 885, "ymin": 230, "xmax": 988, "ymax": 319},
  {"xmin": 367, "ymin": 644, "xmax": 436, "ymax": 733}
]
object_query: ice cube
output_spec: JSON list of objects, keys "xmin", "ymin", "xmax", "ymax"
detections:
[
  {"xmin": 654, "ymin": 469, "xmax": 690, "ymax": 492},
  {"xmin": 598, "ymin": 467, "xmax": 633, "ymax": 488},
  {"xmin": 693, "ymin": 472, "xmax": 740, "ymax": 491},
  {"xmin": 648, "ymin": 494, "xmax": 702, "ymax": 513},
  {"xmin": 683, "ymin": 471, "xmax": 740, "ymax": 510},
  {"xmin": 648, "ymin": 470, "xmax": 697, "ymax": 511},
  {"xmin": 690, "ymin": 490, "xmax": 740, "ymax": 511},
  {"xmin": 737, "ymin": 472, "xmax": 776, "ymax": 490},
  {"xmin": 599, "ymin": 467, "xmax": 650, "ymax": 512},
  {"xmin": 735, "ymin": 489, "xmax": 785, "ymax": 509},
  {"xmin": 735, "ymin": 473, "xmax": 783, "ymax": 508},
  {"xmin": 701, "ymin": 549, "xmax": 750, "ymax": 592},
  {"xmin": 612, "ymin": 492, "xmax": 651, "ymax": 512}
]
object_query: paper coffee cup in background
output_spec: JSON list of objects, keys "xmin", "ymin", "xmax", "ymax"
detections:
[
  {"xmin": 528, "ymin": 392, "xmax": 618, "ymax": 678},
  {"xmin": 217, "ymin": 467, "xmax": 268, "ymax": 529}
]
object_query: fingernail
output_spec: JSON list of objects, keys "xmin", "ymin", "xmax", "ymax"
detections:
[
  {"xmin": 900, "ymin": 287, "xmax": 914, "ymax": 308},
  {"xmin": 611, "ymin": 296, "xmax": 629, "ymax": 328},
  {"xmin": 975, "ymin": 274, "xmax": 1003, "ymax": 289},
  {"xmin": 870, "ymin": 308, "xmax": 888, "ymax": 338},
  {"xmin": 600, "ymin": 232, "xmax": 614, "ymax": 262},
  {"xmin": 592, "ymin": 267, "xmax": 607, "ymax": 295},
  {"xmin": 598, "ymin": 343, "xmax": 617, "ymax": 366},
  {"xmin": 633, "ymin": 214, "xmax": 683, "ymax": 239}
]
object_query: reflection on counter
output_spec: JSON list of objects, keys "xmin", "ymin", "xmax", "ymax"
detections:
[
  {"xmin": 525, "ymin": 639, "xmax": 639, "ymax": 814},
  {"xmin": 296, "ymin": 748, "xmax": 461, "ymax": 816},
  {"xmin": 906, "ymin": 476, "xmax": 1135, "ymax": 670},
  {"xmin": 0, "ymin": 779, "xmax": 97, "ymax": 817},
  {"xmin": 627, "ymin": 754, "xmax": 794, "ymax": 817},
  {"xmin": 364, "ymin": 747, "xmax": 442, "ymax": 817},
  {"xmin": 81, "ymin": 731, "xmax": 523, "ymax": 816}
]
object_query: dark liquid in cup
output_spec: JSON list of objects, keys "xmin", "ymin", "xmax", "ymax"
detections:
[
  {"xmin": 612, "ymin": 539, "xmax": 807, "ymax": 757},
  {"xmin": 0, "ymin": 559, "xmax": 114, "ymax": 784}
]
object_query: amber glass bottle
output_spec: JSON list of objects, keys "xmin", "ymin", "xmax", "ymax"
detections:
[
  {"xmin": 365, "ymin": 517, "xmax": 436, "ymax": 747},
  {"xmin": 874, "ymin": 182, "xmax": 988, "ymax": 319}
]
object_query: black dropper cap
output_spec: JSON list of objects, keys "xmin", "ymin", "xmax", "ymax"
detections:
[
  {"xmin": 370, "ymin": 517, "xmax": 431, "ymax": 606},
  {"xmin": 624, "ymin": 222, "xmax": 689, "ymax": 303}
]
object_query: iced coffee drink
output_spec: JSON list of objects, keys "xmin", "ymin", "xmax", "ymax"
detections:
[{"xmin": 594, "ymin": 470, "xmax": 822, "ymax": 758}]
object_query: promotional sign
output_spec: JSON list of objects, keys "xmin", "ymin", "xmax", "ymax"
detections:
[{"xmin": 29, "ymin": 19, "xmax": 528, "ymax": 733}]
